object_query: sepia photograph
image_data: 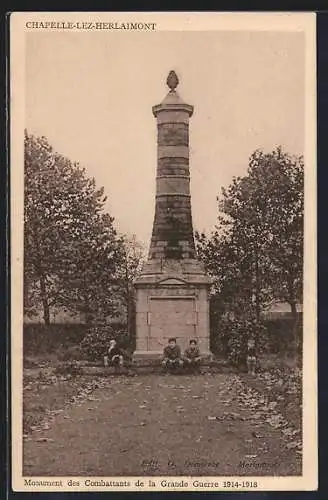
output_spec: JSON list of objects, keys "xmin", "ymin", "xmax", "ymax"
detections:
[{"xmin": 10, "ymin": 12, "xmax": 317, "ymax": 492}]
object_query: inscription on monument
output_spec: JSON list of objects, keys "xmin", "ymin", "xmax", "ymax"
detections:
[{"xmin": 147, "ymin": 287, "xmax": 196, "ymax": 296}]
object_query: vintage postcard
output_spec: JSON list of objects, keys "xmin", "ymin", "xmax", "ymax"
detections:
[{"xmin": 10, "ymin": 11, "xmax": 317, "ymax": 492}]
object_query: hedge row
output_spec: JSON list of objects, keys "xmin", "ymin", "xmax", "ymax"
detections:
[
  {"xmin": 23, "ymin": 323, "xmax": 128, "ymax": 355},
  {"xmin": 24, "ymin": 315, "xmax": 302, "ymax": 357}
]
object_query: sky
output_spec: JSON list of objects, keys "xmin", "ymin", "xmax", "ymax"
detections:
[{"xmin": 25, "ymin": 30, "xmax": 305, "ymax": 248}]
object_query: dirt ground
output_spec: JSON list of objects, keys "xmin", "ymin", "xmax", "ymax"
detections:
[{"xmin": 23, "ymin": 373, "xmax": 302, "ymax": 477}]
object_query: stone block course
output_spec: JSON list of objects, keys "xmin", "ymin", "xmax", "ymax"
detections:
[{"xmin": 158, "ymin": 123, "xmax": 189, "ymax": 146}]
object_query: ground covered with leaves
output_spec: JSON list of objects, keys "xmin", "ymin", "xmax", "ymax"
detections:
[{"xmin": 23, "ymin": 365, "xmax": 302, "ymax": 477}]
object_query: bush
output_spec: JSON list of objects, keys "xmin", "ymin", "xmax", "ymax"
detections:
[
  {"xmin": 263, "ymin": 316, "xmax": 302, "ymax": 354},
  {"xmin": 213, "ymin": 316, "xmax": 267, "ymax": 368},
  {"xmin": 211, "ymin": 313, "xmax": 302, "ymax": 361},
  {"xmin": 80, "ymin": 324, "xmax": 131, "ymax": 361}
]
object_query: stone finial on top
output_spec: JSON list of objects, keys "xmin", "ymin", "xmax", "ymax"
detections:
[
  {"xmin": 153, "ymin": 70, "xmax": 193, "ymax": 117},
  {"xmin": 166, "ymin": 70, "xmax": 179, "ymax": 91}
]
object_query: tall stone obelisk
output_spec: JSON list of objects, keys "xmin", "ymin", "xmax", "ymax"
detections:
[{"xmin": 134, "ymin": 71, "xmax": 211, "ymax": 360}]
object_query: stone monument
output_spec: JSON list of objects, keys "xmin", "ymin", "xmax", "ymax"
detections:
[{"xmin": 133, "ymin": 71, "xmax": 211, "ymax": 360}]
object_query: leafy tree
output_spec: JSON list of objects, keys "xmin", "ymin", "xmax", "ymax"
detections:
[
  {"xmin": 24, "ymin": 131, "xmax": 124, "ymax": 325},
  {"xmin": 53, "ymin": 211, "xmax": 125, "ymax": 325},
  {"xmin": 196, "ymin": 146, "xmax": 303, "ymax": 346},
  {"xmin": 245, "ymin": 147, "xmax": 303, "ymax": 326},
  {"xmin": 248, "ymin": 148, "xmax": 303, "ymax": 323}
]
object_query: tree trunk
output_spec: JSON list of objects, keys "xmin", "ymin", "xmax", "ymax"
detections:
[
  {"xmin": 287, "ymin": 274, "xmax": 299, "ymax": 350},
  {"xmin": 290, "ymin": 300, "xmax": 297, "ymax": 321},
  {"xmin": 32, "ymin": 223, "xmax": 51, "ymax": 326},
  {"xmin": 126, "ymin": 293, "xmax": 131, "ymax": 336},
  {"xmin": 254, "ymin": 244, "xmax": 261, "ymax": 324},
  {"xmin": 39, "ymin": 274, "xmax": 50, "ymax": 325},
  {"xmin": 290, "ymin": 300, "xmax": 298, "ymax": 348},
  {"xmin": 84, "ymin": 303, "xmax": 94, "ymax": 326},
  {"xmin": 125, "ymin": 258, "xmax": 131, "ymax": 337}
]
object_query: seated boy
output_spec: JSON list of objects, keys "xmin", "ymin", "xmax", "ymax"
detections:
[
  {"xmin": 246, "ymin": 336, "xmax": 257, "ymax": 375},
  {"xmin": 104, "ymin": 339, "xmax": 124, "ymax": 371},
  {"xmin": 162, "ymin": 338, "xmax": 183, "ymax": 372},
  {"xmin": 184, "ymin": 339, "xmax": 201, "ymax": 372}
]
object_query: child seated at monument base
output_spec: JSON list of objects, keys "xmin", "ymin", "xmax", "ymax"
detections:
[
  {"xmin": 104, "ymin": 339, "xmax": 124, "ymax": 372},
  {"xmin": 183, "ymin": 339, "xmax": 201, "ymax": 372},
  {"xmin": 162, "ymin": 338, "xmax": 183, "ymax": 372}
]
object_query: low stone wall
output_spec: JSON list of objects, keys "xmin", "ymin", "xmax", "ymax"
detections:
[{"xmin": 80, "ymin": 357, "xmax": 235, "ymax": 376}]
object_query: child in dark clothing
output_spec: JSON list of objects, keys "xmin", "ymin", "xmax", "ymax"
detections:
[
  {"xmin": 184, "ymin": 339, "xmax": 201, "ymax": 372},
  {"xmin": 104, "ymin": 339, "xmax": 124, "ymax": 370},
  {"xmin": 162, "ymin": 338, "xmax": 183, "ymax": 372},
  {"xmin": 246, "ymin": 336, "xmax": 256, "ymax": 375}
]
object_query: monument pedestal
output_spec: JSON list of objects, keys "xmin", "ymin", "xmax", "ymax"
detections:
[{"xmin": 134, "ymin": 259, "xmax": 212, "ymax": 360}]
